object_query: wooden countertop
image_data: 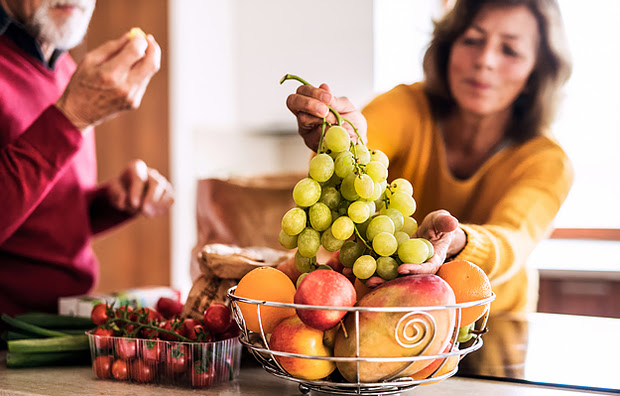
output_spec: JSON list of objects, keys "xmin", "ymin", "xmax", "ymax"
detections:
[{"xmin": 0, "ymin": 356, "xmax": 617, "ymax": 396}]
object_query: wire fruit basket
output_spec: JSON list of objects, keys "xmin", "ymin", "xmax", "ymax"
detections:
[{"xmin": 227, "ymin": 285, "xmax": 495, "ymax": 395}]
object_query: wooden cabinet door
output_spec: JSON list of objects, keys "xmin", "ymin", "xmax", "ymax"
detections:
[{"xmin": 72, "ymin": 0, "xmax": 170, "ymax": 292}]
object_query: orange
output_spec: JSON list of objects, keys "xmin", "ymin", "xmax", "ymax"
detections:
[
  {"xmin": 436, "ymin": 260, "xmax": 492, "ymax": 326},
  {"xmin": 234, "ymin": 266, "xmax": 296, "ymax": 333}
]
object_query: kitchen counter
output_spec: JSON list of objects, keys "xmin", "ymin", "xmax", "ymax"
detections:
[
  {"xmin": 2, "ymin": 312, "xmax": 618, "ymax": 396},
  {"xmin": 0, "ymin": 358, "xmax": 617, "ymax": 396}
]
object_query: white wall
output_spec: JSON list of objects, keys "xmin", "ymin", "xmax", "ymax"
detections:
[{"xmin": 169, "ymin": 0, "xmax": 436, "ymax": 297}]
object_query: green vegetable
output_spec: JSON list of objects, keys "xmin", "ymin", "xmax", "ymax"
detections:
[
  {"xmin": 8, "ymin": 334, "xmax": 90, "ymax": 353},
  {"xmin": 1, "ymin": 314, "xmax": 68, "ymax": 338},
  {"xmin": 6, "ymin": 350, "xmax": 91, "ymax": 368},
  {"xmin": 14, "ymin": 312, "xmax": 94, "ymax": 329}
]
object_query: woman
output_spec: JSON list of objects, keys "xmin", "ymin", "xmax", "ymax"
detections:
[{"xmin": 285, "ymin": 0, "xmax": 573, "ymax": 313}]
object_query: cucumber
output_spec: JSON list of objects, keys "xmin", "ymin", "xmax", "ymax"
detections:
[
  {"xmin": 6, "ymin": 350, "xmax": 91, "ymax": 368},
  {"xmin": 8, "ymin": 334, "xmax": 90, "ymax": 353},
  {"xmin": 14, "ymin": 312, "xmax": 94, "ymax": 329}
]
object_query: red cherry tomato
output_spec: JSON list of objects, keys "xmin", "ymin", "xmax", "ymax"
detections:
[
  {"xmin": 115, "ymin": 338, "xmax": 137, "ymax": 359},
  {"xmin": 135, "ymin": 307, "xmax": 164, "ymax": 324},
  {"xmin": 130, "ymin": 360, "xmax": 156, "ymax": 383},
  {"xmin": 93, "ymin": 327, "xmax": 115, "ymax": 349},
  {"xmin": 217, "ymin": 320, "xmax": 241, "ymax": 341},
  {"xmin": 159, "ymin": 318, "xmax": 187, "ymax": 341},
  {"xmin": 140, "ymin": 339, "xmax": 162, "ymax": 362},
  {"xmin": 91, "ymin": 303, "xmax": 110, "ymax": 326},
  {"xmin": 191, "ymin": 360, "xmax": 215, "ymax": 388},
  {"xmin": 203, "ymin": 304, "xmax": 233, "ymax": 334},
  {"xmin": 93, "ymin": 355, "xmax": 113, "ymax": 379},
  {"xmin": 157, "ymin": 297, "xmax": 184, "ymax": 319},
  {"xmin": 111, "ymin": 359, "xmax": 129, "ymax": 380},
  {"xmin": 166, "ymin": 344, "xmax": 189, "ymax": 374}
]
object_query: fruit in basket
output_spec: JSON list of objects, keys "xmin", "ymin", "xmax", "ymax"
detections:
[
  {"xmin": 333, "ymin": 274, "xmax": 456, "ymax": 383},
  {"xmin": 269, "ymin": 315, "xmax": 336, "ymax": 380},
  {"xmin": 234, "ymin": 266, "xmax": 296, "ymax": 333},
  {"xmin": 410, "ymin": 343, "xmax": 459, "ymax": 384},
  {"xmin": 436, "ymin": 260, "xmax": 492, "ymax": 326},
  {"xmin": 294, "ymin": 270, "xmax": 356, "ymax": 331}
]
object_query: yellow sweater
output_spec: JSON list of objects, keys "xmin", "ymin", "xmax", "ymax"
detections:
[{"xmin": 362, "ymin": 83, "xmax": 573, "ymax": 313}]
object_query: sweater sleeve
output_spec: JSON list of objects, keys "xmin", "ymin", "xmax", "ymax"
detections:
[
  {"xmin": 454, "ymin": 139, "xmax": 574, "ymax": 288},
  {"xmin": 86, "ymin": 185, "xmax": 135, "ymax": 235},
  {"xmin": 0, "ymin": 105, "xmax": 83, "ymax": 244}
]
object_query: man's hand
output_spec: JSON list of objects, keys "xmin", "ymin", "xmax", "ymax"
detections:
[
  {"xmin": 286, "ymin": 83, "xmax": 367, "ymax": 152},
  {"xmin": 56, "ymin": 30, "xmax": 161, "ymax": 130},
  {"xmin": 106, "ymin": 159, "xmax": 173, "ymax": 217}
]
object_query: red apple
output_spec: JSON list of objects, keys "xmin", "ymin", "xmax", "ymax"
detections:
[
  {"xmin": 294, "ymin": 270, "xmax": 356, "ymax": 331},
  {"xmin": 269, "ymin": 315, "xmax": 336, "ymax": 380}
]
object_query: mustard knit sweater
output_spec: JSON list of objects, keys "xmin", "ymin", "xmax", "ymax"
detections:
[{"xmin": 362, "ymin": 83, "xmax": 574, "ymax": 313}]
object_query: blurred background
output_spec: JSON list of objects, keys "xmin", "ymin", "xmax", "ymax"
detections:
[{"xmin": 74, "ymin": 0, "xmax": 619, "ymax": 319}]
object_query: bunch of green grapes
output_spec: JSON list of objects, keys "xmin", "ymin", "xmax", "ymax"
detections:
[{"xmin": 279, "ymin": 74, "xmax": 434, "ymax": 283}]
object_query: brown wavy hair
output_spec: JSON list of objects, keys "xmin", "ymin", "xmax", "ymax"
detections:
[{"xmin": 423, "ymin": 0, "xmax": 572, "ymax": 142}]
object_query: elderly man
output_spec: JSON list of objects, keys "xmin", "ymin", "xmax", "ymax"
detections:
[{"xmin": 0, "ymin": 0, "xmax": 173, "ymax": 315}]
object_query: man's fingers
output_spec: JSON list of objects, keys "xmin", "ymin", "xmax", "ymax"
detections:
[
  {"xmin": 128, "ymin": 34, "xmax": 161, "ymax": 83},
  {"xmin": 287, "ymin": 93, "xmax": 329, "ymax": 118},
  {"xmin": 85, "ymin": 33, "xmax": 132, "ymax": 66},
  {"xmin": 126, "ymin": 160, "xmax": 148, "ymax": 209},
  {"xmin": 100, "ymin": 33, "xmax": 149, "ymax": 78}
]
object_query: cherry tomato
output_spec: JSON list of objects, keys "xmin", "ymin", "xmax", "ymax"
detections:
[
  {"xmin": 111, "ymin": 359, "xmax": 129, "ymax": 380},
  {"xmin": 93, "ymin": 355, "xmax": 113, "ymax": 379},
  {"xmin": 140, "ymin": 339, "xmax": 162, "ymax": 362},
  {"xmin": 93, "ymin": 327, "xmax": 115, "ymax": 349},
  {"xmin": 159, "ymin": 318, "xmax": 187, "ymax": 341},
  {"xmin": 183, "ymin": 318, "xmax": 200, "ymax": 334},
  {"xmin": 130, "ymin": 360, "xmax": 156, "ymax": 383},
  {"xmin": 115, "ymin": 338, "xmax": 137, "ymax": 359},
  {"xmin": 187, "ymin": 324, "xmax": 212, "ymax": 342},
  {"xmin": 166, "ymin": 344, "xmax": 189, "ymax": 374},
  {"xmin": 191, "ymin": 360, "xmax": 215, "ymax": 388},
  {"xmin": 203, "ymin": 304, "xmax": 233, "ymax": 334},
  {"xmin": 115, "ymin": 305, "xmax": 137, "ymax": 321},
  {"xmin": 91, "ymin": 303, "xmax": 110, "ymax": 326},
  {"xmin": 157, "ymin": 297, "xmax": 184, "ymax": 319},
  {"xmin": 217, "ymin": 321, "xmax": 241, "ymax": 341},
  {"xmin": 135, "ymin": 307, "xmax": 164, "ymax": 324}
]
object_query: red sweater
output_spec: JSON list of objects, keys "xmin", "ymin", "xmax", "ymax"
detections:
[{"xmin": 0, "ymin": 36, "xmax": 130, "ymax": 315}]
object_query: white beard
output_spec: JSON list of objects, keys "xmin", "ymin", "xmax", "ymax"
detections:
[{"xmin": 27, "ymin": 0, "xmax": 96, "ymax": 51}]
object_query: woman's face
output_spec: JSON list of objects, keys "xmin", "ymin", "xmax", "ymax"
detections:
[{"xmin": 448, "ymin": 5, "xmax": 539, "ymax": 117}]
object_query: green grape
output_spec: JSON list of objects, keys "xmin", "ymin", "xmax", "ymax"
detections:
[
  {"xmin": 374, "ymin": 195, "xmax": 385, "ymax": 212},
  {"xmin": 389, "ymin": 191, "xmax": 416, "ymax": 217},
  {"xmin": 281, "ymin": 207, "xmax": 306, "ymax": 236},
  {"xmin": 370, "ymin": 149, "xmax": 389, "ymax": 168},
  {"xmin": 319, "ymin": 186, "xmax": 342, "ymax": 211},
  {"xmin": 309, "ymin": 153, "xmax": 335, "ymax": 183},
  {"xmin": 365, "ymin": 215, "xmax": 395, "ymax": 241},
  {"xmin": 369, "ymin": 182, "xmax": 383, "ymax": 201},
  {"xmin": 324, "ymin": 125, "xmax": 351, "ymax": 153},
  {"xmin": 365, "ymin": 161, "xmax": 388, "ymax": 183},
  {"xmin": 381, "ymin": 207, "xmax": 405, "ymax": 232},
  {"xmin": 420, "ymin": 238, "xmax": 435, "ymax": 260},
  {"xmin": 339, "ymin": 240, "xmax": 366, "ymax": 268},
  {"xmin": 387, "ymin": 178, "xmax": 414, "ymax": 196},
  {"xmin": 348, "ymin": 200, "xmax": 371, "ymax": 224},
  {"xmin": 337, "ymin": 199, "xmax": 350, "ymax": 217},
  {"xmin": 372, "ymin": 231, "xmax": 398, "ymax": 256},
  {"xmin": 323, "ymin": 173, "xmax": 342, "ymax": 188},
  {"xmin": 394, "ymin": 231, "xmax": 410, "ymax": 245},
  {"xmin": 365, "ymin": 199, "xmax": 376, "ymax": 216},
  {"xmin": 297, "ymin": 227, "xmax": 321, "ymax": 258},
  {"xmin": 353, "ymin": 255, "xmax": 377, "ymax": 279},
  {"xmin": 279, "ymin": 229, "xmax": 298, "ymax": 249},
  {"xmin": 356, "ymin": 217, "xmax": 372, "ymax": 240},
  {"xmin": 401, "ymin": 216, "xmax": 418, "ymax": 236},
  {"xmin": 354, "ymin": 173, "xmax": 375, "ymax": 199},
  {"xmin": 321, "ymin": 227, "xmax": 345, "ymax": 252},
  {"xmin": 316, "ymin": 264, "xmax": 333, "ymax": 271},
  {"xmin": 296, "ymin": 272, "xmax": 309, "ymax": 288},
  {"xmin": 295, "ymin": 250, "xmax": 316, "ymax": 273},
  {"xmin": 331, "ymin": 216, "xmax": 355, "ymax": 240},
  {"xmin": 397, "ymin": 238, "xmax": 430, "ymax": 264},
  {"xmin": 335, "ymin": 151, "xmax": 355, "ymax": 178},
  {"xmin": 293, "ymin": 178, "xmax": 321, "ymax": 207},
  {"xmin": 351, "ymin": 144, "xmax": 371, "ymax": 165},
  {"xmin": 376, "ymin": 256, "xmax": 399, "ymax": 281},
  {"xmin": 309, "ymin": 202, "xmax": 332, "ymax": 231},
  {"xmin": 340, "ymin": 172, "xmax": 360, "ymax": 201},
  {"xmin": 457, "ymin": 323, "xmax": 475, "ymax": 343}
]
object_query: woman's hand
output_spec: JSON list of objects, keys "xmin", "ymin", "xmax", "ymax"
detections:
[
  {"xmin": 106, "ymin": 159, "xmax": 174, "ymax": 217},
  {"xmin": 285, "ymin": 83, "xmax": 367, "ymax": 152},
  {"xmin": 365, "ymin": 210, "xmax": 467, "ymax": 288}
]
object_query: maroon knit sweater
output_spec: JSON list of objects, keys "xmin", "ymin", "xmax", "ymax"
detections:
[{"xmin": 0, "ymin": 36, "xmax": 130, "ymax": 315}]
